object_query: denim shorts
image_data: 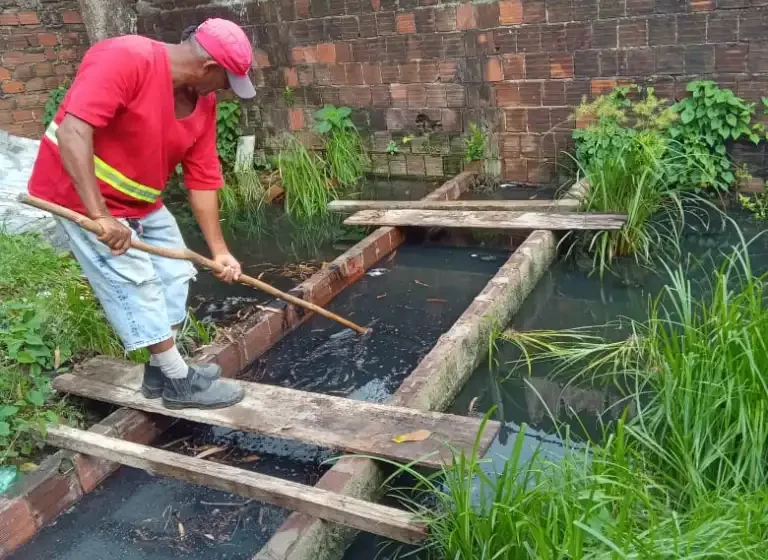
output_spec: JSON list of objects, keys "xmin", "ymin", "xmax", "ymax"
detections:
[{"xmin": 57, "ymin": 205, "xmax": 196, "ymax": 352}]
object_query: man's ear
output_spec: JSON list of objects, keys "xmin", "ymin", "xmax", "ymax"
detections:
[{"xmin": 202, "ymin": 60, "xmax": 220, "ymax": 74}]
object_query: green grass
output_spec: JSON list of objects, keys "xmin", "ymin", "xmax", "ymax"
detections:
[
  {"xmin": 571, "ymin": 133, "xmax": 687, "ymax": 279},
  {"xmin": 218, "ymin": 168, "xmax": 268, "ymax": 238},
  {"xmin": 325, "ymin": 127, "xmax": 367, "ymax": 190},
  {"xmin": 278, "ymin": 135, "xmax": 338, "ymax": 221},
  {"xmin": 389, "ymin": 229, "xmax": 768, "ymax": 559}
]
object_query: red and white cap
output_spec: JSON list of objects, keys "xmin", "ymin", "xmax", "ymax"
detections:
[{"xmin": 194, "ymin": 18, "xmax": 256, "ymax": 99}]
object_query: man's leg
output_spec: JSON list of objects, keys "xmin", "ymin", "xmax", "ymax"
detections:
[
  {"xmin": 134, "ymin": 206, "xmax": 220, "ymax": 397},
  {"xmin": 56, "ymin": 215, "xmax": 243, "ymax": 410}
]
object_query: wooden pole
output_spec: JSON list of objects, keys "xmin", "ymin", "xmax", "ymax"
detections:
[{"xmin": 19, "ymin": 194, "xmax": 369, "ymax": 335}]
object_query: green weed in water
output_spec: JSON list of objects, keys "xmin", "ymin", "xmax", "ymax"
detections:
[
  {"xmin": 278, "ymin": 135, "xmax": 337, "ymax": 220},
  {"xmin": 313, "ymin": 105, "xmax": 368, "ymax": 190}
]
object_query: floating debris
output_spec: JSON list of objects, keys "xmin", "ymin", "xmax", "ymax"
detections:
[{"xmin": 367, "ymin": 268, "xmax": 389, "ymax": 277}]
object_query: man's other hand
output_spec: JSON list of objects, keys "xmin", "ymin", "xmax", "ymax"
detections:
[
  {"xmin": 95, "ymin": 216, "xmax": 133, "ymax": 255},
  {"xmin": 213, "ymin": 252, "xmax": 242, "ymax": 284}
]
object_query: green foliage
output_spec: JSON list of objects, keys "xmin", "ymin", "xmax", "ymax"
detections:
[
  {"xmin": 386, "ymin": 140, "xmax": 398, "ymax": 155},
  {"xmin": 739, "ymin": 191, "xmax": 768, "ymax": 220},
  {"xmin": 175, "ymin": 310, "xmax": 217, "ymax": 357},
  {"xmin": 42, "ymin": 82, "xmax": 69, "ymax": 129},
  {"xmin": 465, "ymin": 122, "xmax": 486, "ymax": 162},
  {"xmin": 278, "ymin": 135, "xmax": 336, "ymax": 220},
  {"xmin": 573, "ymin": 85, "xmax": 676, "ymax": 171},
  {"xmin": 313, "ymin": 105, "xmax": 367, "ymax": 189},
  {"xmin": 218, "ymin": 168, "xmax": 269, "ymax": 238},
  {"xmin": 216, "ymin": 101, "xmax": 241, "ymax": 173},
  {"xmin": 668, "ymin": 81, "xmax": 765, "ymax": 192},
  {"xmin": 283, "ymin": 86, "xmax": 295, "ymax": 107}
]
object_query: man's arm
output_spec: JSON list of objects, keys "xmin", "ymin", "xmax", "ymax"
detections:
[
  {"xmin": 188, "ymin": 189, "xmax": 241, "ymax": 283},
  {"xmin": 56, "ymin": 114, "xmax": 133, "ymax": 255}
]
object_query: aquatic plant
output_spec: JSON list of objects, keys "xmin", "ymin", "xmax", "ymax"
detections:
[
  {"xmin": 465, "ymin": 123, "xmax": 486, "ymax": 163},
  {"xmin": 278, "ymin": 135, "xmax": 337, "ymax": 220},
  {"xmin": 313, "ymin": 105, "xmax": 368, "ymax": 190}
]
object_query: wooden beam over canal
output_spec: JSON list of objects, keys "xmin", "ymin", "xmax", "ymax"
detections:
[
  {"xmin": 46, "ymin": 424, "xmax": 428, "ymax": 544},
  {"xmin": 328, "ymin": 199, "xmax": 581, "ymax": 212},
  {"xmin": 344, "ymin": 209, "xmax": 627, "ymax": 230},
  {"xmin": 52, "ymin": 357, "xmax": 500, "ymax": 470}
]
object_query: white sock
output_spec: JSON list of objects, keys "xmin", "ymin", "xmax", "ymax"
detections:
[
  {"xmin": 149, "ymin": 329, "xmax": 180, "ymax": 366},
  {"xmin": 150, "ymin": 345, "xmax": 188, "ymax": 379}
]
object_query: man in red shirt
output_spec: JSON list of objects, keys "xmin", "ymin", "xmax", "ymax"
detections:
[{"xmin": 28, "ymin": 19, "xmax": 256, "ymax": 409}]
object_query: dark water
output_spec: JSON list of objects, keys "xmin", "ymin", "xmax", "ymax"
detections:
[{"xmin": 13, "ymin": 243, "xmax": 508, "ymax": 560}]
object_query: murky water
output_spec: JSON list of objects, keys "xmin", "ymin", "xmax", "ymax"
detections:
[{"xmin": 344, "ymin": 208, "xmax": 768, "ymax": 559}]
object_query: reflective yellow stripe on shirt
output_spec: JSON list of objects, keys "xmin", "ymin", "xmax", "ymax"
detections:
[{"xmin": 45, "ymin": 122, "xmax": 162, "ymax": 204}]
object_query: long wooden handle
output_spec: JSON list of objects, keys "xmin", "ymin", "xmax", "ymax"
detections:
[{"xmin": 20, "ymin": 194, "xmax": 370, "ymax": 335}]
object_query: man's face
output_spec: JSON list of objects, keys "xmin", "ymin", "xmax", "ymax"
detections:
[{"xmin": 194, "ymin": 61, "xmax": 229, "ymax": 95}]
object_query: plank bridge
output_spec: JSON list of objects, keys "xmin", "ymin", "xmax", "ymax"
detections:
[{"xmin": 48, "ymin": 194, "xmax": 624, "ymax": 545}]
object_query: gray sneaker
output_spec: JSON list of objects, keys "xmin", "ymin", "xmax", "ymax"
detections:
[
  {"xmin": 161, "ymin": 367, "xmax": 245, "ymax": 410},
  {"xmin": 141, "ymin": 361, "xmax": 221, "ymax": 399}
]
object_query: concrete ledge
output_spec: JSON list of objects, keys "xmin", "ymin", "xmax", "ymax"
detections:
[
  {"xmin": 0, "ymin": 172, "xmax": 476, "ymax": 559},
  {"xmin": 254, "ymin": 180, "xmax": 585, "ymax": 560}
]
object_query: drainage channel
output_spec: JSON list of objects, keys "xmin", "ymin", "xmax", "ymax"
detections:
[{"xmin": 12, "ymin": 242, "xmax": 510, "ymax": 560}]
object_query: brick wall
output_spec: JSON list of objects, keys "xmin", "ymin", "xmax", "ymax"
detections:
[{"xmin": 0, "ymin": 1, "xmax": 88, "ymax": 137}]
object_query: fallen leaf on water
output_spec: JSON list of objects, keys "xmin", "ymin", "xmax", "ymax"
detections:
[
  {"xmin": 178, "ymin": 522, "xmax": 185, "ymax": 539},
  {"xmin": 376, "ymin": 293, "xmax": 387, "ymax": 299},
  {"xmin": 414, "ymin": 280, "xmax": 430, "ymax": 287},
  {"xmin": 426, "ymin": 298, "xmax": 447, "ymax": 303},
  {"xmin": 204, "ymin": 534, "xmax": 215, "ymax": 541},
  {"xmin": 238, "ymin": 454, "xmax": 261, "ymax": 464},
  {"xmin": 20, "ymin": 462, "xmax": 38, "ymax": 473},
  {"xmin": 392, "ymin": 429, "xmax": 431, "ymax": 443},
  {"xmin": 54, "ymin": 347, "xmax": 61, "ymax": 370},
  {"xmin": 195, "ymin": 446, "xmax": 227, "ymax": 460}
]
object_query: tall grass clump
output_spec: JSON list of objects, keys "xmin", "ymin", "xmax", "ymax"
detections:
[
  {"xmin": 278, "ymin": 135, "xmax": 337, "ymax": 220},
  {"xmin": 218, "ymin": 167, "xmax": 268, "ymax": 238},
  {"xmin": 313, "ymin": 105, "xmax": 368, "ymax": 190},
  {"xmin": 571, "ymin": 85, "xmax": 688, "ymax": 277},
  {"xmin": 502, "ymin": 232, "xmax": 768, "ymax": 499}
]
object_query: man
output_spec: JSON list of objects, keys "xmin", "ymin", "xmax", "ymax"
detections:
[{"xmin": 27, "ymin": 18, "xmax": 255, "ymax": 410}]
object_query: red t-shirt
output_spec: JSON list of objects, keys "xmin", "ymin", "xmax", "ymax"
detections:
[{"xmin": 28, "ymin": 35, "xmax": 223, "ymax": 219}]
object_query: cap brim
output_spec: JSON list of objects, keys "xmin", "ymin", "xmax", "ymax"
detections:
[{"xmin": 227, "ymin": 71, "xmax": 256, "ymax": 99}]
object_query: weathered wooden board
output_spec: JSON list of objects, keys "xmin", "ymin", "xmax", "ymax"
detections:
[
  {"xmin": 46, "ymin": 424, "xmax": 428, "ymax": 544},
  {"xmin": 328, "ymin": 199, "xmax": 581, "ymax": 213},
  {"xmin": 53, "ymin": 357, "xmax": 499, "ymax": 469},
  {"xmin": 343, "ymin": 210, "xmax": 626, "ymax": 230}
]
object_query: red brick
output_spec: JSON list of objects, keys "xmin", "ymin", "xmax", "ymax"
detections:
[
  {"xmin": 62, "ymin": 10, "xmax": 82, "ymax": 24},
  {"xmin": 37, "ymin": 32, "xmax": 58, "ymax": 46},
  {"xmin": 0, "ymin": 13, "xmax": 21, "ymax": 25},
  {"xmin": 54, "ymin": 63, "xmax": 73, "ymax": 76},
  {"xmin": 438, "ymin": 60, "xmax": 457, "ymax": 81},
  {"xmin": 19, "ymin": 455, "xmax": 83, "ymax": 527},
  {"xmin": 407, "ymin": 83, "xmax": 426, "ymax": 107},
  {"xmin": 418, "ymin": 61, "xmax": 439, "ymax": 81},
  {"xmin": 504, "ymin": 158, "xmax": 527, "ymax": 182},
  {"xmin": 2, "ymin": 80, "xmax": 24, "ymax": 94},
  {"xmin": 484, "ymin": 57, "xmax": 503, "ymax": 82},
  {"xmin": 24, "ymin": 77, "xmax": 45, "ymax": 91},
  {"xmin": 0, "ymin": 496, "xmax": 37, "ymax": 554},
  {"xmin": 296, "ymin": 0, "xmax": 310, "ymax": 18},
  {"xmin": 523, "ymin": 0, "xmax": 546, "ymax": 22},
  {"xmin": 396, "ymin": 12, "xmax": 416, "ymax": 34},
  {"xmin": 346, "ymin": 63, "xmax": 364, "ymax": 85},
  {"xmin": 390, "ymin": 83, "xmax": 407, "ymax": 107},
  {"xmin": 690, "ymin": 0, "xmax": 714, "ymax": 9},
  {"xmin": 17, "ymin": 11, "xmax": 39, "ymax": 25},
  {"xmin": 289, "ymin": 108, "xmax": 304, "ymax": 130},
  {"xmin": 12, "ymin": 109, "xmax": 35, "ymax": 122},
  {"xmin": 362, "ymin": 63, "xmax": 381, "ymax": 85},
  {"xmin": 317, "ymin": 43, "xmax": 336, "ymax": 64},
  {"xmin": 335, "ymin": 42, "xmax": 352, "ymax": 63},
  {"xmin": 339, "ymin": 86, "xmax": 371, "ymax": 107},
  {"xmin": 0, "ymin": 98, "xmax": 15, "ymax": 110},
  {"xmin": 550, "ymin": 54, "xmax": 574, "ymax": 78},
  {"xmin": 43, "ymin": 47, "xmax": 56, "ymax": 60},
  {"xmin": 33, "ymin": 61, "xmax": 53, "ymax": 77},
  {"xmin": 284, "ymin": 67, "xmax": 298, "ymax": 87},
  {"xmin": 253, "ymin": 49, "xmax": 270, "ymax": 68},
  {"xmin": 591, "ymin": 79, "xmax": 617, "ymax": 96},
  {"xmin": 456, "ymin": 5, "xmax": 476, "ymax": 29},
  {"xmin": 435, "ymin": 7, "xmax": 456, "ymax": 31},
  {"xmin": 495, "ymin": 83, "xmax": 519, "ymax": 106},
  {"xmin": 371, "ymin": 0, "xmax": 380, "ymax": 10},
  {"xmin": 499, "ymin": 0, "xmax": 523, "ymax": 24},
  {"xmin": 329, "ymin": 64, "xmax": 347, "ymax": 84},
  {"xmin": 0, "ymin": 67, "xmax": 9, "ymax": 80},
  {"xmin": 502, "ymin": 54, "xmax": 524, "ymax": 79},
  {"xmin": 58, "ymin": 48, "xmax": 78, "ymax": 62}
]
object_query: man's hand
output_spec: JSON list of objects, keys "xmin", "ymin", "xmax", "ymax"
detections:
[
  {"xmin": 212, "ymin": 252, "xmax": 241, "ymax": 284},
  {"xmin": 94, "ymin": 216, "xmax": 133, "ymax": 255}
]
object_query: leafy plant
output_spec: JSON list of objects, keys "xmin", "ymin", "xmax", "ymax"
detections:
[
  {"xmin": 278, "ymin": 135, "xmax": 336, "ymax": 220},
  {"xmin": 313, "ymin": 105, "xmax": 367, "ymax": 189},
  {"xmin": 216, "ymin": 101, "xmax": 241, "ymax": 173},
  {"xmin": 465, "ymin": 122, "xmax": 486, "ymax": 162},
  {"xmin": 283, "ymin": 86, "xmax": 295, "ymax": 107},
  {"xmin": 42, "ymin": 81, "xmax": 69, "ymax": 129},
  {"xmin": 739, "ymin": 191, "xmax": 768, "ymax": 220},
  {"xmin": 668, "ymin": 81, "xmax": 765, "ymax": 192},
  {"xmin": 386, "ymin": 140, "xmax": 399, "ymax": 155}
]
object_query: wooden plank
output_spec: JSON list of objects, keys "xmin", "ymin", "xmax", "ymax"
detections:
[
  {"xmin": 328, "ymin": 199, "xmax": 581, "ymax": 213},
  {"xmin": 46, "ymin": 424, "xmax": 428, "ymax": 544},
  {"xmin": 52, "ymin": 357, "xmax": 499, "ymax": 470},
  {"xmin": 343, "ymin": 210, "xmax": 626, "ymax": 230}
]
